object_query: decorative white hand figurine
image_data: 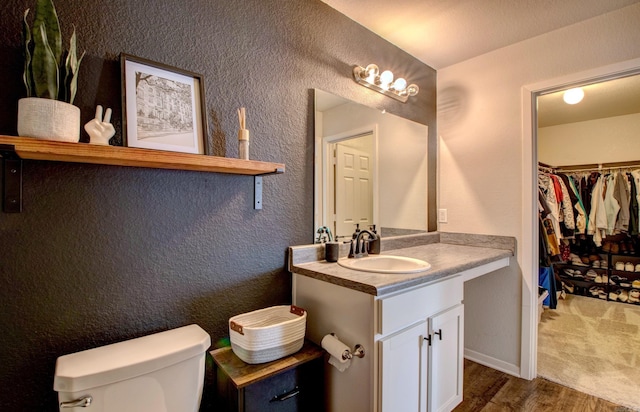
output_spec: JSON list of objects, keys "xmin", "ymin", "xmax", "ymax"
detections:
[{"xmin": 85, "ymin": 105, "xmax": 115, "ymax": 145}]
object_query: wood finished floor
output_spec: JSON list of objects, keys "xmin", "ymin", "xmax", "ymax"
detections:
[{"xmin": 453, "ymin": 360, "xmax": 633, "ymax": 412}]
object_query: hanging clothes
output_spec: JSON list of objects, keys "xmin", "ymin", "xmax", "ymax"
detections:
[
  {"xmin": 628, "ymin": 173, "xmax": 639, "ymax": 236},
  {"xmin": 587, "ymin": 174, "xmax": 607, "ymax": 247},
  {"xmin": 603, "ymin": 174, "xmax": 621, "ymax": 236},
  {"xmin": 613, "ymin": 171, "xmax": 630, "ymax": 232}
]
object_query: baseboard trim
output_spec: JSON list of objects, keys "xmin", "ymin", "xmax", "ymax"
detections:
[{"xmin": 464, "ymin": 348, "xmax": 521, "ymax": 377}]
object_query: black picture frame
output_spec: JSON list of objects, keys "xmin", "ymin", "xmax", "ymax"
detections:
[{"xmin": 121, "ymin": 54, "xmax": 207, "ymax": 154}]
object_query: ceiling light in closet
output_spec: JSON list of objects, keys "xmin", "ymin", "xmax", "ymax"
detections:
[
  {"xmin": 352, "ymin": 64, "xmax": 419, "ymax": 103},
  {"xmin": 563, "ymin": 88, "xmax": 584, "ymax": 105}
]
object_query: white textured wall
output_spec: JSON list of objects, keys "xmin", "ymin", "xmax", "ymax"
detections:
[
  {"xmin": 538, "ymin": 113, "xmax": 640, "ymax": 166},
  {"xmin": 437, "ymin": 3, "xmax": 640, "ymax": 373}
]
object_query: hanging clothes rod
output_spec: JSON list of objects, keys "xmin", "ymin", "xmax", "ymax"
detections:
[{"xmin": 538, "ymin": 160, "xmax": 640, "ymax": 174}]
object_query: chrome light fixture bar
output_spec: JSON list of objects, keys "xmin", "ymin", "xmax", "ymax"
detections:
[{"xmin": 352, "ymin": 64, "xmax": 419, "ymax": 103}]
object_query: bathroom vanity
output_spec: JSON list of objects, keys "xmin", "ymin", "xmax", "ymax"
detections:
[{"xmin": 288, "ymin": 232, "xmax": 514, "ymax": 412}]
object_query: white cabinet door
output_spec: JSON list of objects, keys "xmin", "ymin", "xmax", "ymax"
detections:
[
  {"xmin": 428, "ymin": 304, "xmax": 464, "ymax": 412},
  {"xmin": 379, "ymin": 321, "xmax": 428, "ymax": 412}
]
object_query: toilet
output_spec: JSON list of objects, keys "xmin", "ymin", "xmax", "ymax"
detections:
[{"xmin": 53, "ymin": 324, "xmax": 211, "ymax": 411}]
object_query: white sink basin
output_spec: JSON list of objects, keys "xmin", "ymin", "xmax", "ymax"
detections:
[{"xmin": 337, "ymin": 255, "xmax": 431, "ymax": 274}]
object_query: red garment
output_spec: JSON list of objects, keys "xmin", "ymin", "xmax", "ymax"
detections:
[{"xmin": 549, "ymin": 175, "xmax": 563, "ymax": 206}]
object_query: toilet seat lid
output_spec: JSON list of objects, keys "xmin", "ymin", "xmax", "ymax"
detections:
[{"xmin": 54, "ymin": 324, "xmax": 211, "ymax": 392}]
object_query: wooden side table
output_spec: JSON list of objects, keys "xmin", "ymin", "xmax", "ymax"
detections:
[{"xmin": 211, "ymin": 340, "xmax": 325, "ymax": 412}]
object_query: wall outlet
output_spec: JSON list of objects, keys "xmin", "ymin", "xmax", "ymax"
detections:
[{"xmin": 438, "ymin": 208, "xmax": 448, "ymax": 223}]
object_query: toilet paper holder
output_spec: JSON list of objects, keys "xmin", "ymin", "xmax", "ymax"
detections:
[{"xmin": 343, "ymin": 343, "xmax": 365, "ymax": 360}]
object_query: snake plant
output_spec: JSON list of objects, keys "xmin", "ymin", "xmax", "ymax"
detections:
[{"xmin": 22, "ymin": 0, "xmax": 85, "ymax": 104}]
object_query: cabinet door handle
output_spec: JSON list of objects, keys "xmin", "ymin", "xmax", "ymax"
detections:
[
  {"xmin": 423, "ymin": 335, "xmax": 432, "ymax": 346},
  {"xmin": 434, "ymin": 329, "xmax": 442, "ymax": 341},
  {"xmin": 270, "ymin": 386, "xmax": 300, "ymax": 402}
]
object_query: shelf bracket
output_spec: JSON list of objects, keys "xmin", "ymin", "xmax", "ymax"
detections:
[
  {"xmin": 0, "ymin": 144, "xmax": 23, "ymax": 213},
  {"xmin": 254, "ymin": 167, "xmax": 285, "ymax": 210}
]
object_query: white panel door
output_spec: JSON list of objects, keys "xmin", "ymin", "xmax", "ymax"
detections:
[
  {"xmin": 335, "ymin": 143, "xmax": 373, "ymax": 238},
  {"xmin": 379, "ymin": 321, "xmax": 428, "ymax": 412},
  {"xmin": 428, "ymin": 304, "xmax": 464, "ymax": 412}
]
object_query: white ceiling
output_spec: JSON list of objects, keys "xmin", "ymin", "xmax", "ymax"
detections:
[
  {"xmin": 320, "ymin": 0, "xmax": 640, "ymax": 70},
  {"xmin": 321, "ymin": 0, "xmax": 640, "ymax": 125},
  {"xmin": 537, "ymin": 74, "xmax": 640, "ymax": 128}
]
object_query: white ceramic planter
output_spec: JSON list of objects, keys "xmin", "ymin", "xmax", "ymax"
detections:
[{"xmin": 17, "ymin": 97, "xmax": 80, "ymax": 142}]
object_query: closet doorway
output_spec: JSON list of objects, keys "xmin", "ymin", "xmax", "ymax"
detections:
[{"xmin": 529, "ymin": 64, "xmax": 640, "ymax": 409}]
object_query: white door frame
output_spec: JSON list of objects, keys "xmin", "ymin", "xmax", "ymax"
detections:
[
  {"xmin": 316, "ymin": 124, "xmax": 379, "ymax": 237},
  {"xmin": 520, "ymin": 57, "xmax": 640, "ymax": 380}
]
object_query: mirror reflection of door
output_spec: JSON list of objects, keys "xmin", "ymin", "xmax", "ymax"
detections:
[{"xmin": 334, "ymin": 138, "xmax": 374, "ymax": 238}]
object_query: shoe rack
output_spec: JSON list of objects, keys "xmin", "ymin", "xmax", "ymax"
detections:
[{"xmin": 555, "ymin": 235, "xmax": 640, "ymax": 305}]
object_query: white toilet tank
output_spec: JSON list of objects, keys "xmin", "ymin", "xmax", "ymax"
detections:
[{"xmin": 53, "ymin": 324, "xmax": 211, "ymax": 412}]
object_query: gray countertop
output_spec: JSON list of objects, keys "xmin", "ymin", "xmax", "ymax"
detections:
[{"xmin": 288, "ymin": 232, "xmax": 515, "ymax": 296}]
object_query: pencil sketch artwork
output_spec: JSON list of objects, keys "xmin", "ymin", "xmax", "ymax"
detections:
[{"xmin": 134, "ymin": 71, "xmax": 195, "ymax": 148}]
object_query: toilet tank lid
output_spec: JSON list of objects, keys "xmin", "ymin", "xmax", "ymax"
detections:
[{"xmin": 53, "ymin": 324, "xmax": 211, "ymax": 393}]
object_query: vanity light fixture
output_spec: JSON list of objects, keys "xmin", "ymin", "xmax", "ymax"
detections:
[
  {"xmin": 353, "ymin": 64, "xmax": 419, "ymax": 103},
  {"xmin": 563, "ymin": 88, "xmax": 584, "ymax": 104}
]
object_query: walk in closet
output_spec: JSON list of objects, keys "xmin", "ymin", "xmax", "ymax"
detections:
[
  {"xmin": 538, "ymin": 161, "xmax": 640, "ymax": 305},
  {"xmin": 535, "ymin": 72, "xmax": 640, "ymax": 410}
]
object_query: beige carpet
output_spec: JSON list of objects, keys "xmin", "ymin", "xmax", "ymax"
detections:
[{"xmin": 538, "ymin": 294, "xmax": 640, "ymax": 411}]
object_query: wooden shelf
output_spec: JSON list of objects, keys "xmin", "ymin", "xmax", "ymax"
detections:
[{"xmin": 0, "ymin": 136, "xmax": 285, "ymax": 176}]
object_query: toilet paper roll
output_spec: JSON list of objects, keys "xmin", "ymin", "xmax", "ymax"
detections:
[
  {"xmin": 321, "ymin": 334, "xmax": 350, "ymax": 362},
  {"xmin": 329, "ymin": 354, "xmax": 351, "ymax": 372},
  {"xmin": 321, "ymin": 334, "xmax": 352, "ymax": 372}
]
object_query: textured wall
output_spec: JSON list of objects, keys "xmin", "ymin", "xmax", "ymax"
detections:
[
  {"xmin": 0, "ymin": 0, "xmax": 435, "ymax": 410},
  {"xmin": 438, "ymin": 3, "xmax": 640, "ymax": 373}
]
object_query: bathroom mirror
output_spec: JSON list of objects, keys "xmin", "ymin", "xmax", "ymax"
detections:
[{"xmin": 314, "ymin": 89, "xmax": 429, "ymax": 240}]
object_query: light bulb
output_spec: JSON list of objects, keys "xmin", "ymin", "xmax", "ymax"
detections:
[
  {"xmin": 363, "ymin": 64, "xmax": 379, "ymax": 83},
  {"xmin": 393, "ymin": 78, "xmax": 407, "ymax": 91},
  {"xmin": 406, "ymin": 84, "xmax": 419, "ymax": 97},
  {"xmin": 563, "ymin": 88, "xmax": 584, "ymax": 104},
  {"xmin": 379, "ymin": 70, "xmax": 394, "ymax": 87}
]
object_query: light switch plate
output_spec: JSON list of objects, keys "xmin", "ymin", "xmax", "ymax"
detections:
[{"xmin": 438, "ymin": 208, "xmax": 448, "ymax": 223}]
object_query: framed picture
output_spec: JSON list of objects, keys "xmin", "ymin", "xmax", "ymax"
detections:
[{"xmin": 121, "ymin": 54, "xmax": 207, "ymax": 154}]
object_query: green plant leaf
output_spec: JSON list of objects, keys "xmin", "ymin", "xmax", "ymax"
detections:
[
  {"xmin": 64, "ymin": 27, "xmax": 84, "ymax": 104},
  {"xmin": 22, "ymin": 9, "xmax": 33, "ymax": 96},
  {"xmin": 32, "ymin": 23, "xmax": 58, "ymax": 99},
  {"xmin": 32, "ymin": 0, "xmax": 61, "ymax": 65}
]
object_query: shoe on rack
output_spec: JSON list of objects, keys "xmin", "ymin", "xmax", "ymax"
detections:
[
  {"xmin": 572, "ymin": 258, "xmax": 587, "ymax": 266},
  {"xmin": 625, "ymin": 262, "xmax": 635, "ymax": 271},
  {"xmin": 600, "ymin": 260, "xmax": 608, "ymax": 269},
  {"xmin": 619, "ymin": 290, "xmax": 629, "ymax": 302},
  {"xmin": 593, "ymin": 260, "xmax": 600, "ymax": 268},
  {"xmin": 635, "ymin": 264, "xmax": 640, "ymax": 272},
  {"xmin": 615, "ymin": 261, "xmax": 625, "ymax": 271},
  {"xmin": 629, "ymin": 289, "xmax": 640, "ymax": 303},
  {"xmin": 586, "ymin": 270, "xmax": 597, "ymax": 280},
  {"xmin": 632, "ymin": 280, "xmax": 640, "ymax": 289},
  {"xmin": 602, "ymin": 274, "xmax": 608, "ymax": 284},
  {"xmin": 594, "ymin": 274, "xmax": 603, "ymax": 283},
  {"xmin": 620, "ymin": 242, "xmax": 629, "ymax": 254},
  {"xmin": 610, "ymin": 275, "xmax": 625, "ymax": 284},
  {"xmin": 589, "ymin": 286, "xmax": 600, "ymax": 296},
  {"xmin": 562, "ymin": 282, "xmax": 574, "ymax": 294},
  {"xmin": 602, "ymin": 241, "xmax": 612, "ymax": 253},
  {"xmin": 609, "ymin": 289, "xmax": 621, "ymax": 301},
  {"xmin": 563, "ymin": 268, "xmax": 575, "ymax": 277},
  {"xmin": 611, "ymin": 242, "xmax": 620, "ymax": 254},
  {"xmin": 598, "ymin": 289, "xmax": 608, "ymax": 299}
]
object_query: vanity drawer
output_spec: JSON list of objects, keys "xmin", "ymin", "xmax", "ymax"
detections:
[
  {"xmin": 212, "ymin": 341, "xmax": 324, "ymax": 412},
  {"xmin": 243, "ymin": 361, "xmax": 322, "ymax": 412},
  {"xmin": 377, "ymin": 276, "xmax": 463, "ymax": 336}
]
